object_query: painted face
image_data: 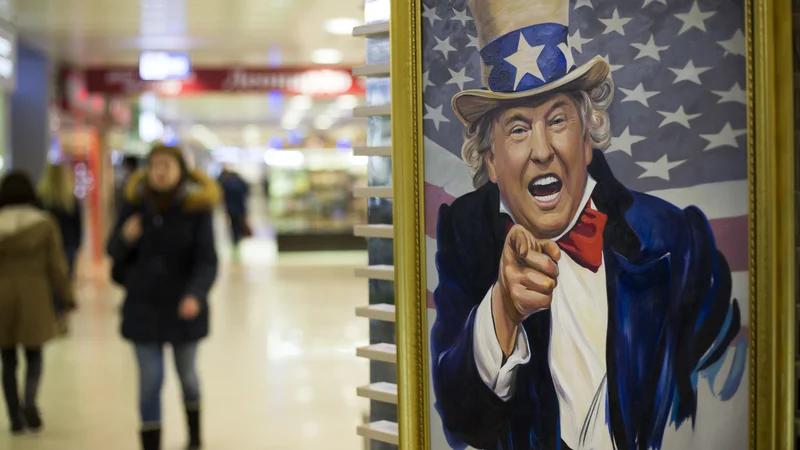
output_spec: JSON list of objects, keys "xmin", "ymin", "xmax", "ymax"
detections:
[
  {"xmin": 147, "ymin": 153, "xmax": 182, "ymax": 192},
  {"xmin": 485, "ymin": 93, "xmax": 592, "ymax": 240}
]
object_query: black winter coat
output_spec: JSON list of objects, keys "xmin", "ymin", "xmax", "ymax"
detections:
[
  {"xmin": 45, "ymin": 198, "xmax": 83, "ymax": 253},
  {"xmin": 107, "ymin": 170, "xmax": 221, "ymax": 344}
]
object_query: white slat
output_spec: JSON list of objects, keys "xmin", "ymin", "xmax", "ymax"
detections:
[
  {"xmin": 352, "ymin": 63, "xmax": 390, "ymax": 77},
  {"xmin": 352, "ymin": 22, "xmax": 390, "ymax": 37},
  {"xmin": 356, "ymin": 303, "xmax": 396, "ymax": 322},
  {"xmin": 353, "ymin": 146, "xmax": 391, "ymax": 157},
  {"xmin": 353, "ymin": 186, "xmax": 392, "ymax": 199},
  {"xmin": 355, "ymin": 265, "xmax": 395, "ymax": 281},
  {"xmin": 354, "ymin": 224, "xmax": 394, "ymax": 239},
  {"xmin": 356, "ymin": 343, "xmax": 397, "ymax": 363},
  {"xmin": 353, "ymin": 104, "xmax": 391, "ymax": 117},
  {"xmin": 357, "ymin": 382, "xmax": 398, "ymax": 404}
]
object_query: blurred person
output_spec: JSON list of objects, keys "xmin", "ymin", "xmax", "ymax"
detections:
[
  {"xmin": 218, "ymin": 167, "xmax": 250, "ymax": 258},
  {"xmin": 107, "ymin": 144, "xmax": 220, "ymax": 450},
  {"xmin": 38, "ymin": 163, "xmax": 83, "ymax": 335},
  {"xmin": 115, "ymin": 156, "xmax": 139, "ymax": 212},
  {"xmin": 0, "ymin": 171, "xmax": 75, "ymax": 434}
]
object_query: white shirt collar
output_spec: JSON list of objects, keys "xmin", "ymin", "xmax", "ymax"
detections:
[{"xmin": 499, "ymin": 175, "xmax": 597, "ymax": 242}]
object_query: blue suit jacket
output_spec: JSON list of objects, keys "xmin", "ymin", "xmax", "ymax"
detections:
[{"xmin": 431, "ymin": 151, "xmax": 741, "ymax": 450}]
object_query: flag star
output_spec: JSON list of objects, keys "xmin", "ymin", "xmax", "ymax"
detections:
[
  {"xmin": 643, "ymin": 0, "xmax": 668, "ymax": 6},
  {"xmin": 669, "ymin": 60, "xmax": 712, "ymax": 85},
  {"xmin": 700, "ymin": 123, "xmax": 747, "ymax": 151},
  {"xmin": 451, "ymin": 8, "xmax": 471, "ymax": 26},
  {"xmin": 570, "ymin": 29, "xmax": 591, "ymax": 54},
  {"xmin": 599, "ymin": 8, "xmax": 632, "ymax": 36},
  {"xmin": 446, "ymin": 67, "xmax": 474, "ymax": 90},
  {"xmin": 712, "ymin": 83, "xmax": 746, "ymax": 104},
  {"xmin": 606, "ymin": 126, "xmax": 646, "ymax": 156},
  {"xmin": 619, "ymin": 83, "xmax": 659, "ymax": 107},
  {"xmin": 632, "ymin": 34, "xmax": 669, "ymax": 61},
  {"xmin": 675, "ymin": 1, "xmax": 716, "ymax": 35},
  {"xmin": 424, "ymin": 104, "xmax": 450, "ymax": 131},
  {"xmin": 433, "ymin": 36, "xmax": 457, "ymax": 58},
  {"xmin": 602, "ymin": 54, "xmax": 623, "ymax": 72},
  {"xmin": 466, "ymin": 33, "xmax": 479, "ymax": 49},
  {"xmin": 422, "ymin": 70, "xmax": 434, "ymax": 88},
  {"xmin": 557, "ymin": 42, "xmax": 576, "ymax": 69},
  {"xmin": 423, "ymin": 4, "xmax": 441, "ymax": 26},
  {"xmin": 505, "ymin": 33, "xmax": 545, "ymax": 88},
  {"xmin": 718, "ymin": 29, "xmax": 745, "ymax": 56},
  {"xmin": 637, "ymin": 155, "xmax": 686, "ymax": 181},
  {"xmin": 574, "ymin": 0, "xmax": 593, "ymax": 9},
  {"xmin": 657, "ymin": 105, "xmax": 702, "ymax": 128}
]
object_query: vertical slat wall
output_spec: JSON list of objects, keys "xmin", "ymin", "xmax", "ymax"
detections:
[{"xmin": 353, "ymin": 0, "xmax": 400, "ymax": 448}]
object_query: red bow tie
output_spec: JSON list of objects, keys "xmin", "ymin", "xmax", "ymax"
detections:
[{"xmin": 504, "ymin": 202, "xmax": 607, "ymax": 272}]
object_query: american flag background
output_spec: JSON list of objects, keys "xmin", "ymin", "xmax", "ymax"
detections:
[{"xmin": 421, "ymin": 0, "xmax": 749, "ymax": 448}]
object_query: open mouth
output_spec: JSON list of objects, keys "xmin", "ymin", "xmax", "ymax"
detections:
[{"xmin": 528, "ymin": 174, "xmax": 563, "ymax": 205}]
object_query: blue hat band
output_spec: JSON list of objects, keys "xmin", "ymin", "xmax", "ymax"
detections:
[{"xmin": 480, "ymin": 23, "xmax": 577, "ymax": 93}]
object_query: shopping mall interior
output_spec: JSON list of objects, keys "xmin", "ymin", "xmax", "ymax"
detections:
[{"xmin": 0, "ymin": 0, "xmax": 394, "ymax": 449}]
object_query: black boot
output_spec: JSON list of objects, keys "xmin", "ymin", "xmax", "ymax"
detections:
[
  {"xmin": 1, "ymin": 348, "xmax": 23, "ymax": 434},
  {"xmin": 140, "ymin": 427, "xmax": 161, "ymax": 450},
  {"xmin": 22, "ymin": 405, "xmax": 41, "ymax": 432},
  {"xmin": 186, "ymin": 405, "xmax": 201, "ymax": 449}
]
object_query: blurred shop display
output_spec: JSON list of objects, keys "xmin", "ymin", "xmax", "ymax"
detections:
[{"xmin": 211, "ymin": 146, "xmax": 368, "ymax": 252}]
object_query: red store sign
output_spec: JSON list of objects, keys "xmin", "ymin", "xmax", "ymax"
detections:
[{"xmin": 82, "ymin": 67, "xmax": 366, "ymax": 97}]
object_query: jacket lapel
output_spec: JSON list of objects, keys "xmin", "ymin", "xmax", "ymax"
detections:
[{"xmin": 589, "ymin": 150, "xmax": 673, "ymax": 450}]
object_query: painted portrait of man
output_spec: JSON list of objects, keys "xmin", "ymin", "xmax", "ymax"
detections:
[{"xmin": 426, "ymin": 0, "xmax": 747, "ymax": 449}]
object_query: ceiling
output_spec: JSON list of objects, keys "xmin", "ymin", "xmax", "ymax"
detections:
[
  {"xmin": 15, "ymin": 0, "xmax": 371, "ymax": 149},
  {"xmin": 15, "ymin": 0, "xmax": 367, "ymax": 66}
]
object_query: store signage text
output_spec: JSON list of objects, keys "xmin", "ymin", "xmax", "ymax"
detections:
[{"xmin": 82, "ymin": 67, "xmax": 365, "ymax": 97}]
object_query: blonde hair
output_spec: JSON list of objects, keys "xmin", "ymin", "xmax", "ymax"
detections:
[
  {"xmin": 462, "ymin": 76, "xmax": 615, "ymax": 189},
  {"xmin": 38, "ymin": 163, "xmax": 75, "ymax": 212}
]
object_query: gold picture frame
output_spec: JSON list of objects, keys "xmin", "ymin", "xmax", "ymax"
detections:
[{"xmin": 391, "ymin": 0, "xmax": 795, "ymax": 448}]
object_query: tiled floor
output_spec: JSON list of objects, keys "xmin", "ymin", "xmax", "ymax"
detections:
[{"xmin": 0, "ymin": 236, "xmax": 371, "ymax": 450}]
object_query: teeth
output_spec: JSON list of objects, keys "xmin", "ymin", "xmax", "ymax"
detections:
[
  {"xmin": 533, "ymin": 175, "xmax": 559, "ymax": 186},
  {"xmin": 534, "ymin": 192, "xmax": 559, "ymax": 202}
]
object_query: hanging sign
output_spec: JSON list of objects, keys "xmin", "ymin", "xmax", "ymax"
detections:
[{"xmin": 82, "ymin": 67, "xmax": 365, "ymax": 97}]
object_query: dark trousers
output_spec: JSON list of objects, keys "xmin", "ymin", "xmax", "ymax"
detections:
[
  {"xmin": 228, "ymin": 214, "xmax": 246, "ymax": 245},
  {"xmin": 1, "ymin": 347, "xmax": 43, "ymax": 417}
]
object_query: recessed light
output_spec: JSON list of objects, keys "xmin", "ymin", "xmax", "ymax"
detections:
[
  {"xmin": 324, "ymin": 18, "xmax": 361, "ymax": 35},
  {"xmin": 311, "ymin": 49, "xmax": 342, "ymax": 65}
]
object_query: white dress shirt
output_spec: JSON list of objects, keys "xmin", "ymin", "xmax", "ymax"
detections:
[{"xmin": 472, "ymin": 176, "xmax": 616, "ymax": 450}]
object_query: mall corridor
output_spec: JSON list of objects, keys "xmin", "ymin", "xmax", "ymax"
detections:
[{"xmin": 0, "ymin": 233, "xmax": 371, "ymax": 450}]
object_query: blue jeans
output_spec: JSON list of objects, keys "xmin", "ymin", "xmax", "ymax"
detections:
[{"xmin": 134, "ymin": 343, "xmax": 200, "ymax": 426}]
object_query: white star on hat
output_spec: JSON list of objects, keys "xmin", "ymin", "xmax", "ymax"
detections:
[{"xmin": 504, "ymin": 33, "xmax": 545, "ymax": 89}]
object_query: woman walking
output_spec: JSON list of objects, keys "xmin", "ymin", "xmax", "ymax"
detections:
[
  {"xmin": 0, "ymin": 171, "xmax": 75, "ymax": 434},
  {"xmin": 38, "ymin": 163, "xmax": 83, "ymax": 334},
  {"xmin": 107, "ymin": 145, "xmax": 219, "ymax": 450}
]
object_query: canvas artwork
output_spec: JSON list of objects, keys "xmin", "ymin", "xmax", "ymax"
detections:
[{"xmin": 421, "ymin": 0, "xmax": 749, "ymax": 449}]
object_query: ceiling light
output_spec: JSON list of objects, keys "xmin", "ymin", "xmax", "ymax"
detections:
[
  {"xmin": 324, "ymin": 18, "xmax": 361, "ymax": 35},
  {"xmin": 314, "ymin": 115, "xmax": 335, "ymax": 130},
  {"xmin": 311, "ymin": 49, "xmax": 342, "ymax": 65},
  {"xmin": 289, "ymin": 95, "xmax": 312, "ymax": 110},
  {"xmin": 335, "ymin": 95, "xmax": 359, "ymax": 110}
]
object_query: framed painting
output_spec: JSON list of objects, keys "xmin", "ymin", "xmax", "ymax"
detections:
[{"xmin": 391, "ymin": 0, "xmax": 795, "ymax": 449}]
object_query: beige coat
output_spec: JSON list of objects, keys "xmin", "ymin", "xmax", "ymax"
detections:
[{"xmin": 0, "ymin": 205, "xmax": 74, "ymax": 347}]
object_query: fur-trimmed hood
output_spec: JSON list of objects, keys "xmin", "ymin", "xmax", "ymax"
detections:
[{"xmin": 124, "ymin": 169, "xmax": 222, "ymax": 212}]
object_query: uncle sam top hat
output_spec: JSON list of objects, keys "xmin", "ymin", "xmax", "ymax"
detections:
[{"xmin": 453, "ymin": 0, "xmax": 610, "ymax": 126}]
